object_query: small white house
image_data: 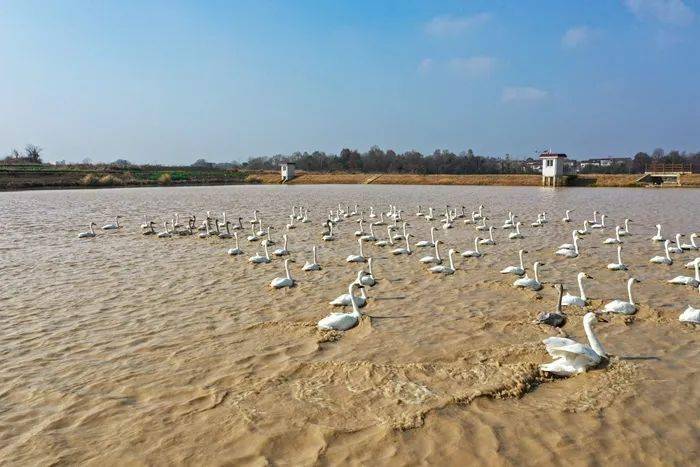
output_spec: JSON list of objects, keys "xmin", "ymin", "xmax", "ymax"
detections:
[
  {"xmin": 540, "ymin": 151, "xmax": 567, "ymax": 186},
  {"xmin": 280, "ymin": 162, "xmax": 295, "ymax": 182}
]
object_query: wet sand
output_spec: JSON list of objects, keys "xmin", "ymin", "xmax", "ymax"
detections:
[{"xmin": 1, "ymin": 185, "xmax": 698, "ymax": 465}]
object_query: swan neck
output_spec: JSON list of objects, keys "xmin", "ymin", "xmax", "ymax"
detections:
[
  {"xmin": 578, "ymin": 274, "xmax": 586, "ymax": 300},
  {"xmin": 627, "ymin": 280, "xmax": 635, "ymax": 305},
  {"xmin": 584, "ymin": 319, "xmax": 606, "ymax": 357}
]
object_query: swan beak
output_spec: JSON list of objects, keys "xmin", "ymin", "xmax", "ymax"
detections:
[{"xmin": 586, "ymin": 274, "xmax": 594, "ymax": 279}]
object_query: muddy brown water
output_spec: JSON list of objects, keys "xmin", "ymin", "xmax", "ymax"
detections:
[{"xmin": 1, "ymin": 185, "xmax": 698, "ymax": 465}]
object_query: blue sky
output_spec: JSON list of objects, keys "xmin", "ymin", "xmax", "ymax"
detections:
[{"xmin": 1, "ymin": 0, "xmax": 698, "ymax": 163}]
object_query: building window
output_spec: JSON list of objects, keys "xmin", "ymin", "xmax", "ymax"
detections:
[{"xmin": 546, "ymin": 160, "xmax": 553, "ymax": 167}]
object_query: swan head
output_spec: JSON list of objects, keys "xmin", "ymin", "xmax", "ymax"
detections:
[
  {"xmin": 90, "ymin": 222, "xmax": 97, "ymax": 226},
  {"xmin": 578, "ymin": 272, "xmax": 593, "ymax": 280},
  {"xmin": 628, "ymin": 277, "xmax": 640, "ymax": 286},
  {"xmin": 520, "ymin": 249, "xmax": 528, "ymax": 254},
  {"xmin": 584, "ymin": 312, "xmax": 608, "ymax": 326}
]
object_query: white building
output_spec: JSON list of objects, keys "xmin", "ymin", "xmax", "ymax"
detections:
[
  {"xmin": 280, "ymin": 162, "xmax": 295, "ymax": 182},
  {"xmin": 540, "ymin": 152, "xmax": 567, "ymax": 186}
]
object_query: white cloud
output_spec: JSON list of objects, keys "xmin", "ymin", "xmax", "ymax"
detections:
[
  {"xmin": 562, "ymin": 26, "xmax": 593, "ymax": 48},
  {"xmin": 624, "ymin": 0, "xmax": 695, "ymax": 26},
  {"xmin": 418, "ymin": 58, "xmax": 433, "ymax": 72},
  {"xmin": 448, "ymin": 56, "xmax": 496, "ymax": 77},
  {"xmin": 425, "ymin": 13, "xmax": 491, "ymax": 37},
  {"xmin": 501, "ymin": 86, "xmax": 548, "ymax": 103}
]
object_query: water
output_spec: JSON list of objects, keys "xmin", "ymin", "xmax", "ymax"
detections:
[{"xmin": 1, "ymin": 185, "xmax": 698, "ymax": 465}]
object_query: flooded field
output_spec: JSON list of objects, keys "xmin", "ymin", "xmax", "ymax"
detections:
[{"xmin": 1, "ymin": 184, "xmax": 698, "ymax": 465}]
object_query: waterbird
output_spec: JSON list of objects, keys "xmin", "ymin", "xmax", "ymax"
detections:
[
  {"xmin": 78, "ymin": 222, "xmax": 97, "ymax": 238},
  {"xmin": 318, "ymin": 283, "xmax": 365, "ymax": 331},
  {"xmin": 513, "ymin": 262, "xmax": 544, "ymax": 291},
  {"xmin": 102, "ymin": 216, "xmax": 122, "ymax": 230},
  {"xmin": 270, "ymin": 259, "xmax": 294, "ymax": 289},
  {"xmin": 562, "ymin": 272, "xmax": 593, "ymax": 307},
  {"xmin": 603, "ymin": 277, "xmax": 639, "ymax": 314},
  {"xmin": 539, "ymin": 312, "xmax": 607, "ymax": 376},
  {"xmin": 535, "ymin": 283, "xmax": 567, "ymax": 327},
  {"xmin": 500, "ymin": 249, "xmax": 527, "ymax": 276}
]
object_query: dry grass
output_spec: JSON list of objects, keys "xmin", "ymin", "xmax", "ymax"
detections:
[
  {"xmin": 575, "ymin": 174, "xmax": 641, "ymax": 187},
  {"xmin": 157, "ymin": 173, "xmax": 172, "ymax": 185},
  {"xmin": 680, "ymin": 173, "xmax": 700, "ymax": 187},
  {"xmin": 372, "ymin": 174, "xmax": 541, "ymax": 186}
]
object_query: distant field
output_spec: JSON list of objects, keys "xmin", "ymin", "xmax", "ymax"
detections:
[{"xmin": 2, "ymin": 165, "xmax": 699, "ymax": 190}]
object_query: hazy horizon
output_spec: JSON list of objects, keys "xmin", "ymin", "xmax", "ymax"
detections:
[{"xmin": 2, "ymin": 0, "xmax": 699, "ymax": 164}]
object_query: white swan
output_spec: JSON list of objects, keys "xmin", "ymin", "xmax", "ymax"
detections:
[
  {"xmin": 501, "ymin": 249, "xmax": 526, "ymax": 276},
  {"xmin": 270, "ymin": 259, "xmax": 294, "ymax": 289},
  {"xmin": 248, "ymin": 243, "xmax": 271, "ymax": 264},
  {"xmin": 539, "ymin": 312, "xmax": 607, "ymax": 376},
  {"xmin": 302, "ymin": 245, "xmax": 322, "ymax": 271},
  {"xmin": 668, "ymin": 259, "xmax": 700, "ymax": 287},
  {"xmin": 651, "ymin": 224, "xmax": 665, "ymax": 242},
  {"xmin": 354, "ymin": 219, "xmax": 365, "ymax": 237},
  {"xmin": 391, "ymin": 236, "xmax": 412, "ymax": 255},
  {"xmin": 246, "ymin": 223, "xmax": 260, "ymax": 242},
  {"xmin": 360, "ymin": 257, "xmax": 376, "ymax": 286},
  {"xmin": 102, "ymin": 216, "xmax": 122, "ymax": 230},
  {"xmin": 649, "ymin": 240, "xmax": 673, "ymax": 265},
  {"xmin": 415, "ymin": 227, "xmax": 436, "ymax": 248},
  {"xmin": 508, "ymin": 222, "xmax": 524, "ymax": 239},
  {"xmin": 479, "ymin": 226, "xmax": 496, "ymax": 245},
  {"xmin": 372, "ymin": 212, "xmax": 385, "ymax": 226},
  {"xmin": 227, "ymin": 232, "xmax": 243, "ymax": 255},
  {"xmin": 607, "ymin": 245, "xmax": 627, "ymax": 271},
  {"xmin": 318, "ymin": 283, "xmax": 364, "ymax": 331},
  {"xmin": 668, "ymin": 234, "xmax": 684, "ymax": 254},
  {"xmin": 680, "ymin": 233, "xmax": 698, "ymax": 250},
  {"xmin": 577, "ymin": 220, "xmax": 590, "ymax": 235},
  {"xmin": 78, "ymin": 222, "xmax": 97, "ymax": 238},
  {"xmin": 618, "ymin": 218, "xmax": 632, "ymax": 236},
  {"xmin": 685, "ymin": 258, "xmax": 700, "ymax": 269},
  {"xmin": 461, "ymin": 237, "xmax": 483, "ymax": 258},
  {"xmin": 603, "ymin": 226, "xmax": 623, "ymax": 245},
  {"xmin": 430, "ymin": 249, "xmax": 456, "ymax": 275},
  {"xmin": 157, "ymin": 221, "xmax": 172, "ymax": 238},
  {"xmin": 475, "ymin": 217, "xmax": 488, "ymax": 231},
  {"xmin": 558, "ymin": 230, "xmax": 578, "ymax": 250},
  {"xmin": 330, "ymin": 272, "xmax": 368, "ymax": 307},
  {"xmin": 513, "ymin": 262, "xmax": 544, "ymax": 291},
  {"xmin": 679, "ymin": 285, "xmax": 700, "ymax": 324},
  {"xmin": 346, "ymin": 238, "xmax": 367, "ymax": 263},
  {"xmin": 603, "ymin": 277, "xmax": 639, "ymax": 314},
  {"xmin": 535, "ymin": 284, "xmax": 567, "ymax": 327},
  {"xmin": 562, "ymin": 272, "xmax": 593, "ymax": 307},
  {"xmin": 555, "ymin": 235, "xmax": 579, "ymax": 258},
  {"xmin": 590, "ymin": 214, "xmax": 606, "ymax": 229},
  {"xmin": 419, "ymin": 240, "xmax": 442, "ymax": 264},
  {"xmin": 273, "ymin": 234, "xmax": 289, "ymax": 256},
  {"xmin": 374, "ymin": 226, "xmax": 394, "ymax": 247},
  {"xmin": 360, "ymin": 223, "xmax": 377, "ymax": 242},
  {"xmin": 286, "ymin": 214, "xmax": 296, "ymax": 230},
  {"xmin": 368, "ymin": 206, "xmax": 376, "ymax": 218},
  {"xmin": 562, "ymin": 209, "xmax": 573, "ymax": 223}
]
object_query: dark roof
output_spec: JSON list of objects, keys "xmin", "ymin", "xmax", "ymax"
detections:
[
  {"xmin": 539, "ymin": 152, "xmax": 567, "ymax": 159},
  {"xmin": 281, "ymin": 161, "xmax": 296, "ymax": 165}
]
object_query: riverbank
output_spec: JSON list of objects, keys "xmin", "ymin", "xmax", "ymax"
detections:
[
  {"xmin": 2, "ymin": 165, "xmax": 699, "ymax": 190},
  {"xmin": 248, "ymin": 171, "xmax": 700, "ymax": 188}
]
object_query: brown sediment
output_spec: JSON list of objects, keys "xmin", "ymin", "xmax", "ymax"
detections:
[{"xmin": 0, "ymin": 184, "xmax": 698, "ymax": 465}]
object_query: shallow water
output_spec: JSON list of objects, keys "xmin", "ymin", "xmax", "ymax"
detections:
[{"xmin": 1, "ymin": 184, "xmax": 698, "ymax": 465}]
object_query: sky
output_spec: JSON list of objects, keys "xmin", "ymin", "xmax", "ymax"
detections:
[{"xmin": 1, "ymin": 0, "xmax": 699, "ymax": 164}]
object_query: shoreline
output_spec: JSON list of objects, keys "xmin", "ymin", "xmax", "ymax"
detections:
[{"xmin": 1, "ymin": 169, "xmax": 699, "ymax": 192}]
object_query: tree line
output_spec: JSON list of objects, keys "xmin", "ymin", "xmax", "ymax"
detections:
[
  {"xmin": 239, "ymin": 147, "xmax": 699, "ymax": 174},
  {"xmin": 242, "ymin": 147, "xmax": 539, "ymax": 174}
]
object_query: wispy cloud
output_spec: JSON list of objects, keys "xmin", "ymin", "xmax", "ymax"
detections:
[
  {"xmin": 501, "ymin": 86, "xmax": 548, "ymax": 103},
  {"xmin": 448, "ymin": 56, "xmax": 496, "ymax": 77},
  {"xmin": 424, "ymin": 13, "xmax": 491, "ymax": 37},
  {"xmin": 624, "ymin": 0, "xmax": 695, "ymax": 26},
  {"xmin": 561, "ymin": 26, "xmax": 594, "ymax": 48}
]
